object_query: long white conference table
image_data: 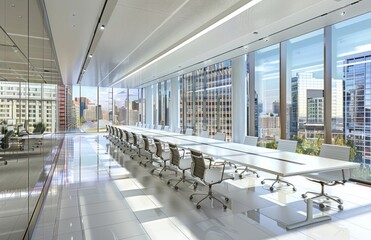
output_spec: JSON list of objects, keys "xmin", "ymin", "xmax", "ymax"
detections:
[{"xmin": 116, "ymin": 126, "xmax": 359, "ymax": 230}]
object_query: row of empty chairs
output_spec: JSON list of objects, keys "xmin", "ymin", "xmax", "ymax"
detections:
[{"xmin": 106, "ymin": 125, "xmax": 351, "ymax": 210}]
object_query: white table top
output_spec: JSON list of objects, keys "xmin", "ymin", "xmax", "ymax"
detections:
[{"xmin": 115, "ymin": 125, "xmax": 359, "ymax": 177}]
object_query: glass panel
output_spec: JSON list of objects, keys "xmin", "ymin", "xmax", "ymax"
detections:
[
  {"xmin": 255, "ymin": 45, "xmax": 280, "ymax": 145},
  {"xmin": 128, "ymin": 88, "xmax": 139, "ymax": 125},
  {"xmin": 286, "ymin": 29, "xmax": 324, "ymax": 154},
  {"xmin": 80, "ymin": 86, "xmax": 98, "ymax": 132},
  {"xmin": 332, "ymin": 12, "xmax": 371, "ymax": 182},
  {"xmin": 180, "ymin": 60, "xmax": 232, "ymax": 140},
  {"xmin": 98, "ymin": 87, "xmax": 111, "ymax": 131},
  {"xmin": 113, "ymin": 87, "xmax": 127, "ymax": 125}
]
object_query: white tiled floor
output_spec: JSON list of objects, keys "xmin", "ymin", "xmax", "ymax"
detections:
[{"xmin": 32, "ymin": 134, "xmax": 371, "ymax": 240}]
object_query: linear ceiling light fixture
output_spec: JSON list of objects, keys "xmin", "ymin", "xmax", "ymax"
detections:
[{"xmin": 114, "ymin": 0, "xmax": 262, "ymax": 85}]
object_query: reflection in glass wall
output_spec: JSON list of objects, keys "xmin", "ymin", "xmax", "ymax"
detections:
[
  {"xmin": 286, "ymin": 30, "xmax": 324, "ymax": 154},
  {"xmin": 332, "ymin": 12, "xmax": 371, "ymax": 182},
  {"xmin": 255, "ymin": 45, "xmax": 280, "ymax": 144}
]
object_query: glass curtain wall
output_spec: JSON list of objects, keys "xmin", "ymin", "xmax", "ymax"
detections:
[
  {"xmin": 128, "ymin": 88, "xmax": 139, "ymax": 125},
  {"xmin": 332, "ymin": 12, "xmax": 371, "ymax": 182},
  {"xmin": 286, "ymin": 30, "xmax": 324, "ymax": 154},
  {"xmin": 255, "ymin": 45, "xmax": 280, "ymax": 146}
]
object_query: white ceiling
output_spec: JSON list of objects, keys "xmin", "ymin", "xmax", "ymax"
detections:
[{"xmin": 44, "ymin": 0, "xmax": 371, "ymax": 88}]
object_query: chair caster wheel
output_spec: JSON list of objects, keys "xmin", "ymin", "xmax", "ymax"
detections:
[
  {"xmin": 4, "ymin": 161, "xmax": 7, "ymax": 165},
  {"xmin": 293, "ymin": 187, "xmax": 296, "ymax": 191},
  {"xmin": 174, "ymin": 186, "xmax": 179, "ymax": 190},
  {"xmin": 143, "ymin": 164, "xmax": 147, "ymax": 167},
  {"xmin": 223, "ymin": 205, "xmax": 227, "ymax": 210},
  {"xmin": 189, "ymin": 196, "xmax": 193, "ymax": 200},
  {"xmin": 225, "ymin": 198, "xmax": 229, "ymax": 202},
  {"xmin": 159, "ymin": 173, "xmax": 162, "ymax": 177},
  {"xmin": 301, "ymin": 194, "xmax": 307, "ymax": 198},
  {"xmin": 235, "ymin": 170, "xmax": 238, "ymax": 173},
  {"xmin": 261, "ymin": 180, "xmax": 265, "ymax": 184},
  {"xmin": 319, "ymin": 203, "xmax": 325, "ymax": 209},
  {"xmin": 239, "ymin": 175, "xmax": 243, "ymax": 179},
  {"xmin": 167, "ymin": 181, "xmax": 171, "ymax": 185},
  {"xmin": 338, "ymin": 205, "xmax": 344, "ymax": 211},
  {"xmin": 269, "ymin": 187, "xmax": 274, "ymax": 192},
  {"xmin": 196, "ymin": 205, "xmax": 201, "ymax": 209}
]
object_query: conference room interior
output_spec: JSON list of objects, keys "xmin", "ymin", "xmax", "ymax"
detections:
[{"xmin": 1, "ymin": 0, "xmax": 371, "ymax": 239}]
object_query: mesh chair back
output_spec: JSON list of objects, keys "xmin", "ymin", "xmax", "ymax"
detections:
[
  {"xmin": 119, "ymin": 129, "xmax": 123, "ymax": 140},
  {"xmin": 214, "ymin": 132, "xmax": 226, "ymax": 141},
  {"xmin": 200, "ymin": 130, "xmax": 209, "ymax": 138},
  {"xmin": 124, "ymin": 130, "xmax": 129, "ymax": 141},
  {"xmin": 244, "ymin": 136, "xmax": 258, "ymax": 146},
  {"xmin": 185, "ymin": 128, "xmax": 193, "ymax": 136},
  {"xmin": 168, "ymin": 143, "xmax": 180, "ymax": 166},
  {"xmin": 142, "ymin": 135, "xmax": 150, "ymax": 150},
  {"xmin": 190, "ymin": 149, "xmax": 206, "ymax": 179},
  {"xmin": 277, "ymin": 139, "xmax": 297, "ymax": 153},
  {"xmin": 154, "ymin": 139, "xmax": 163, "ymax": 158},
  {"xmin": 320, "ymin": 144, "xmax": 350, "ymax": 161},
  {"xmin": 132, "ymin": 133, "xmax": 138, "ymax": 146}
]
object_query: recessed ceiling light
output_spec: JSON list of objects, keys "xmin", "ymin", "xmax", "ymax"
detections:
[
  {"xmin": 341, "ymin": 11, "xmax": 346, "ymax": 16},
  {"xmin": 243, "ymin": 45, "xmax": 248, "ymax": 50},
  {"xmin": 263, "ymin": 37, "xmax": 269, "ymax": 42},
  {"xmin": 100, "ymin": 25, "xmax": 105, "ymax": 30},
  {"xmin": 89, "ymin": 54, "xmax": 93, "ymax": 58},
  {"xmin": 253, "ymin": 31, "xmax": 258, "ymax": 34},
  {"xmin": 83, "ymin": 69, "xmax": 86, "ymax": 72}
]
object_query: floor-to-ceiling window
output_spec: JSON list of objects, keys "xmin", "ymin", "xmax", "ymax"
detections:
[
  {"xmin": 286, "ymin": 30, "xmax": 324, "ymax": 154},
  {"xmin": 255, "ymin": 45, "xmax": 280, "ymax": 146},
  {"xmin": 332, "ymin": 12, "xmax": 371, "ymax": 182},
  {"xmin": 180, "ymin": 60, "xmax": 232, "ymax": 139}
]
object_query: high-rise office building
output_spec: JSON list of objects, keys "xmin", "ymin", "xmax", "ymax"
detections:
[
  {"xmin": 290, "ymin": 72, "xmax": 324, "ymax": 138},
  {"xmin": 344, "ymin": 52, "xmax": 371, "ymax": 165}
]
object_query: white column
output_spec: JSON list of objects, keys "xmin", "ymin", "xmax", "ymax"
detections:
[
  {"xmin": 145, "ymin": 85, "xmax": 152, "ymax": 126},
  {"xmin": 232, "ymin": 55, "xmax": 247, "ymax": 143},
  {"xmin": 170, "ymin": 77, "xmax": 180, "ymax": 130}
]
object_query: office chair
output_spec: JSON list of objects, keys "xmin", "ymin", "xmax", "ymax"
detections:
[
  {"xmin": 235, "ymin": 136, "xmax": 260, "ymax": 178},
  {"xmin": 0, "ymin": 130, "xmax": 15, "ymax": 165},
  {"xmin": 167, "ymin": 143, "xmax": 197, "ymax": 190},
  {"xmin": 184, "ymin": 128, "xmax": 193, "ymax": 136},
  {"xmin": 139, "ymin": 135, "xmax": 157, "ymax": 167},
  {"xmin": 302, "ymin": 144, "xmax": 351, "ymax": 210},
  {"xmin": 214, "ymin": 132, "xmax": 226, "ymax": 141},
  {"xmin": 173, "ymin": 127, "xmax": 182, "ymax": 133},
  {"xmin": 188, "ymin": 149, "xmax": 231, "ymax": 210},
  {"xmin": 261, "ymin": 139, "xmax": 298, "ymax": 192},
  {"xmin": 151, "ymin": 139, "xmax": 177, "ymax": 177},
  {"xmin": 200, "ymin": 130, "xmax": 209, "ymax": 138}
]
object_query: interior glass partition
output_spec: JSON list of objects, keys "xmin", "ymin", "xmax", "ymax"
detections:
[
  {"xmin": 0, "ymin": 0, "xmax": 64, "ymax": 238},
  {"xmin": 79, "ymin": 86, "xmax": 98, "ymax": 132},
  {"xmin": 113, "ymin": 87, "xmax": 127, "ymax": 125},
  {"xmin": 98, "ymin": 87, "xmax": 111, "ymax": 131},
  {"xmin": 332, "ymin": 12, "xmax": 371, "ymax": 182},
  {"xmin": 255, "ymin": 45, "xmax": 280, "ymax": 146}
]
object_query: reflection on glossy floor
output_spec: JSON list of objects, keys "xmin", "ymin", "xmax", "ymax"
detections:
[{"xmin": 33, "ymin": 134, "xmax": 371, "ymax": 240}]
